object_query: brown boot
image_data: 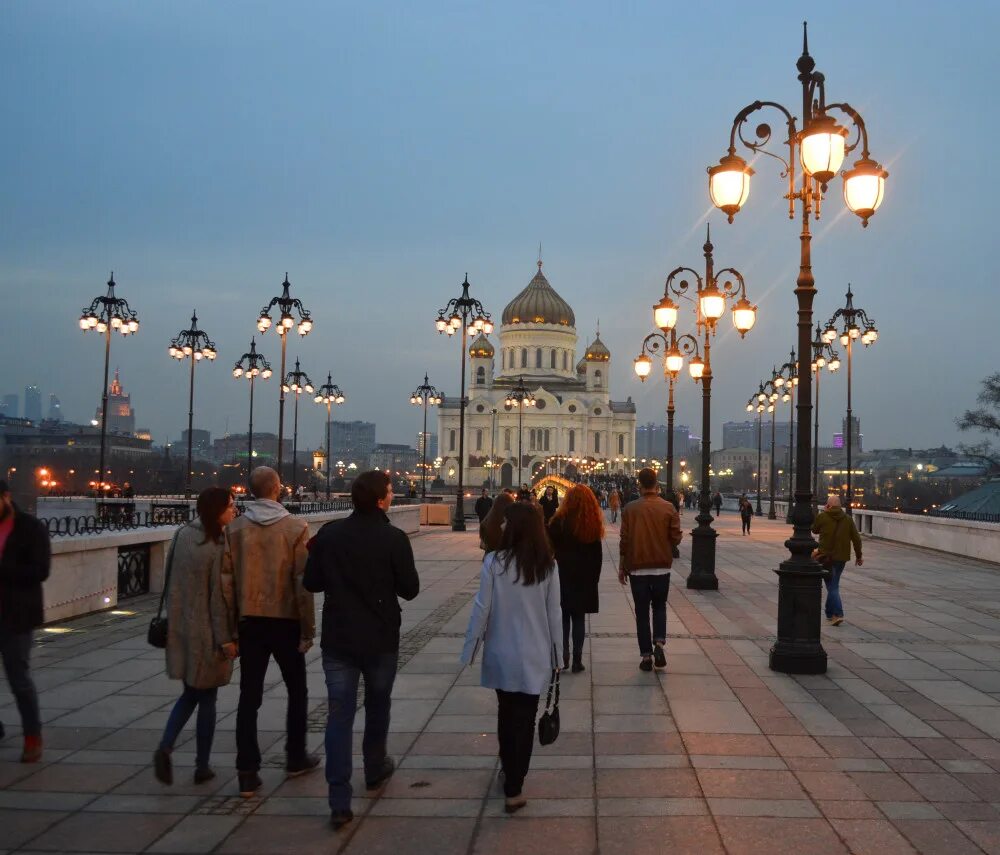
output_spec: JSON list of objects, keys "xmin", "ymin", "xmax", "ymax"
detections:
[{"xmin": 21, "ymin": 735, "xmax": 42, "ymax": 763}]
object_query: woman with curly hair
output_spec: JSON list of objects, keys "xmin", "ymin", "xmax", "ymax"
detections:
[{"xmin": 548, "ymin": 485, "xmax": 604, "ymax": 673}]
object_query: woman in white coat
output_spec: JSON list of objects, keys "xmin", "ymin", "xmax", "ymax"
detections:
[{"xmin": 461, "ymin": 502, "xmax": 562, "ymax": 814}]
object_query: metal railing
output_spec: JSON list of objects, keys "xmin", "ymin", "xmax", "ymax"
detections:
[{"xmin": 41, "ymin": 508, "xmax": 193, "ymax": 537}]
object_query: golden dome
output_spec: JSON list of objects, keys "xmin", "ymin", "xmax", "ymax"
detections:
[
  {"xmin": 501, "ymin": 261, "xmax": 575, "ymax": 327},
  {"xmin": 584, "ymin": 332, "xmax": 610, "ymax": 362},
  {"xmin": 469, "ymin": 333, "xmax": 494, "ymax": 358}
]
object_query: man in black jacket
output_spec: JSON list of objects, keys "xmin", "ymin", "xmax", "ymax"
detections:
[
  {"xmin": 0, "ymin": 481, "xmax": 51, "ymax": 763},
  {"xmin": 474, "ymin": 488, "xmax": 493, "ymax": 522},
  {"xmin": 304, "ymin": 470, "xmax": 420, "ymax": 831}
]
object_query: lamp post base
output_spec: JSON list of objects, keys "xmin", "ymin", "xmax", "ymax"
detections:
[
  {"xmin": 452, "ymin": 492, "xmax": 467, "ymax": 532},
  {"xmin": 686, "ymin": 509, "xmax": 719, "ymax": 591},
  {"xmin": 768, "ymin": 561, "xmax": 827, "ymax": 674}
]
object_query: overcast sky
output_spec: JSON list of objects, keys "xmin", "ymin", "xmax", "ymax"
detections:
[{"xmin": 2, "ymin": 1, "xmax": 996, "ymax": 452}]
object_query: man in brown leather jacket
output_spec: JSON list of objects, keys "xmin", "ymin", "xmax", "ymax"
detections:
[{"xmin": 618, "ymin": 468, "xmax": 682, "ymax": 672}]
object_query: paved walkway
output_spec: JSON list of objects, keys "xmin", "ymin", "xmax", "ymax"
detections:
[{"xmin": 2, "ymin": 513, "xmax": 1000, "ymax": 854}]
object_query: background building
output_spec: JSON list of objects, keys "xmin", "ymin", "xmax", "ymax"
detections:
[
  {"xmin": 416, "ymin": 431, "xmax": 436, "ymax": 460},
  {"xmin": 181, "ymin": 429, "xmax": 212, "ymax": 458},
  {"xmin": 211, "ymin": 432, "xmax": 290, "ymax": 466},
  {"xmin": 329, "ymin": 420, "xmax": 376, "ymax": 467},
  {"xmin": 94, "ymin": 369, "xmax": 137, "ymax": 435},
  {"xmin": 24, "ymin": 385, "xmax": 41, "ymax": 423},
  {"xmin": 47, "ymin": 394, "xmax": 62, "ymax": 422},
  {"xmin": 370, "ymin": 443, "xmax": 420, "ymax": 474},
  {"xmin": 1, "ymin": 394, "xmax": 18, "ymax": 419}
]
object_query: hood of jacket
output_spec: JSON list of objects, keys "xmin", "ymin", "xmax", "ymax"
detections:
[
  {"xmin": 824, "ymin": 506, "xmax": 846, "ymax": 521},
  {"xmin": 242, "ymin": 498, "xmax": 290, "ymax": 526}
]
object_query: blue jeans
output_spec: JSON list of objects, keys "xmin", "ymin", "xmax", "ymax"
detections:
[
  {"xmin": 629, "ymin": 573, "xmax": 670, "ymax": 656},
  {"xmin": 824, "ymin": 561, "xmax": 846, "ymax": 619},
  {"xmin": 160, "ymin": 685, "xmax": 218, "ymax": 769},
  {"xmin": 322, "ymin": 650, "xmax": 398, "ymax": 812},
  {"xmin": 0, "ymin": 628, "xmax": 40, "ymax": 737}
]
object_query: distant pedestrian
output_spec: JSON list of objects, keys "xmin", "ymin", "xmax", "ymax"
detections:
[
  {"xmin": 305, "ymin": 470, "xmax": 420, "ymax": 831},
  {"xmin": 462, "ymin": 502, "xmax": 562, "ymax": 815},
  {"xmin": 155, "ymin": 487, "xmax": 238, "ymax": 786},
  {"xmin": 538, "ymin": 486, "xmax": 559, "ymax": 523},
  {"xmin": 475, "ymin": 488, "xmax": 494, "ymax": 523},
  {"xmin": 219, "ymin": 466, "xmax": 318, "ymax": 798},
  {"xmin": 0, "ymin": 480, "xmax": 50, "ymax": 763},
  {"xmin": 812, "ymin": 495, "xmax": 863, "ymax": 627},
  {"xmin": 739, "ymin": 495, "xmax": 753, "ymax": 535},
  {"xmin": 548, "ymin": 485, "xmax": 603, "ymax": 673},
  {"xmin": 480, "ymin": 491, "xmax": 515, "ymax": 553},
  {"xmin": 712, "ymin": 491, "xmax": 723, "ymax": 516},
  {"xmin": 609, "ymin": 489, "xmax": 621, "ymax": 523},
  {"xmin": 619, "ymin": 468, "xmax": 682, "ymax": 672}
]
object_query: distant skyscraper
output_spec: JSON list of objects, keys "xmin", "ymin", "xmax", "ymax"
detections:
[
  {"xmin": 24, "ymin": 385, "xmax": 42, "ymax": 423},
  {"xmin": 1, "ymin": 394, "xmax": 18, "ymax": 418},
  {"xmin": 94, "ymin": 369, "xmax": 137, "ymax": 435},
  {"xmin": 636, "ymin": 422, "xmax": 691, "ymax": 461},
  {"xmin": 416, "ymin": 431, "xmax": 436, "ymax": 459},
  {"xmin": 842, "ymin": 415, "xmax": 862, "ymax": 453},
  {"xmin": 329, "ymin": 420, "xmax": 376, "ymax": 466},
  {"xmin": 48, "ymin": 394, "xmax": 62, "ymax": 421},
  {"xmin": 723, "ymin": 420, "xmax": 758, "ymax": 450}
]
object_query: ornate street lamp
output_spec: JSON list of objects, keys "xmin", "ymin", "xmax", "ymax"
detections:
[
  {"xmin": 281, "ymin": 359, "xmax": 315, "ymax": 499},
  {"xmin": 314, "ymin": 373, "xmax": 346, "ymax": 500},
  {"xmin": 505, "ymin": 375, "xmax": 536, "ymax": 487},
  {"xmin": 746, "ymin": 385, "xmax": 768, "ymax": 516},
  {"xmin": 708, "ymin": 22, "xmax": 888, "ymax": 674},
  {"xmin": 774, "ymin": 350, "xmax": 799, "ymax": 523},
  {"xmin": 760, "ymin": 372, "xmax": 782, "ymax": 519},
  {"xmin": 638, "ymin": 225, "xmax": 757, "ymax": 591},
  {"xmin": 79, "ymin": 273, "xmax": 139, "ymax": 493},
  {"xmin": 434, "ymin": 275, "xmax": 492, "ymax": 531},
  {"xmin": 823, "ymin": 285, "xmax": 876, "ymax": 512},
  {"xmin": 168, "ymin": 311, "xmax": 217, "ymax": 498},
  {"xmin": 410, "ymin": 374, "xmax": 442, "ymax": 500},
  {"xmin": 810, "ymin": 324, "xmax": 841, "ymax": 510},
  {"xmin": 256, "ymin": 274, "xmax": 313, "ymax": 481},
  {"xmin": 232, "ymin": 340, "xmax": 272, "ymax": 489}
]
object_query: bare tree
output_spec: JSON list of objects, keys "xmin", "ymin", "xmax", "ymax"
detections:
[{"xmin": 958, "ymin": 373, "xmax": 1000, "ymax": 472}]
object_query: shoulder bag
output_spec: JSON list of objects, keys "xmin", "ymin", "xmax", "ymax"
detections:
[
  {"xmin": 812, "ymin": 516, "xmax": 844, "ymax": 571},
  {"xmin": 537, "ymin": 644, "xmax": 561, "ymax": 746},
  {"xmin": 147, "ymin": 527, "xmax": 183, "ymax": 648}
]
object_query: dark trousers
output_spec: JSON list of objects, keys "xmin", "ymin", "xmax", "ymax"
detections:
[
  {"xmin": 629, "ymin": 573, "xmax": 671, "ymax": 657},
  {"xmin": 235, "ymin": 617, "xmax": 307, "ymax": 772},
  {"xmin": 741, "ymin": 514, "xmax": 752, "ymax": 534},
  {"xmin": 0, "ymin": 628, "xmax": 40, "ymax": 737},
  {"xmin": 496, "ymin": 690, "xmax": 540, "ymax": 798},
  {"xmin": 160, "ymin": 685, "xmax": 218, "ymax": 769},
  {"xmin": 322, "ymin": 650, "xmax": 398, "ymax": 812},
  {"xmin": 561, "ymin": 609, "xmax": 585, "ymax": 665}
]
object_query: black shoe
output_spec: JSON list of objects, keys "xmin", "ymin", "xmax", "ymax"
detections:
[
  {"xmin": 194, "ymin": 766, "xmax": 216, "ymax": 784},
  {"xmin": 653, "ymin": 644, "xmax": 666, "ymax": 669},
  {"xmin": 366, "ymin": 755, "xmax": 396, "ymax": 790},
  {"xmin": 0, "ymin": 721, "xmax": 5, "ymax": 740},
  {"xmin": 330, "ymin": 810, "xmax": 354, "ymax": 830},
  {"xmin": 639, "ymin": 657, "xmax": 653, "ymax": 672},
  {"xmin": 562, "ymin": 657, "xmax": 570, "ymax": 670},
  {"xmin": 238, "ymin": 771, "xmax": 263, "ymax": 798},
  {"xmin": 571, "ymin": 661, "xmax": 585, "ymax": 673},
  {"xmin": 286, "ymin": 754, "xmax": 321, "ymax": 778},
  {"xmin": 153, "ymin": 748, "xmax": 173, "ymax": 785}
]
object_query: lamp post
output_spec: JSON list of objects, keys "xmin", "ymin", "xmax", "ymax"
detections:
[
  {"xmin": 490, "ymin": 407, "xmax": 498, "ymax": 489},
  {"xmin": 823, "ymin": 285, "xmax": 877, "ymax": 512},
  {"xmin": 282, "ymin": 359, "xmax": 315, "ymax": 499},
  {"xmin": 505, "ymin": 376, "xmax": 536, "ymax": 487},
  {"xmin": 232, "ymin": 340, "xmax": 272, "ymax": 489},
  {"xmin": 746, "ymin": 386, "xmax": 767, "ymax": 515},
  {"xmin": 810, "ymin": 324, "xmax": 841, "ymax": 509},
  {"xmin": 434, "ymin": 275, "xmax": 493, "ymax": 531},
  {"xmin": 168, "ymin": 311, "xmax": 217, "ymax": 498},
  {"xmin": 706, "ymin": 21, "xmax": 888, "ymax": 674},
  {"xmin": 314, "ymin": 374, "xmax": 346, "ymax": 500},
  {"xmin": 78, "ymin": 273, "xmax": 140, "ymax": 493},
  {"xmin": 775, "ymin": 350, "xmax": 798, "ymax": 523},
  {"xmin": 636, "ymin": 226, "xmax": 757, "ymax": 591},
  {"xmin": 409, "ymin": 374, "xmax": 442, "ymax": 500},
  {"xmin": 256, "ymin": 274, "xmax": 313, "ymax": 482},
  {"xmin": 763, "ymin": 373, "xmax": 781, "ymax": 519}
]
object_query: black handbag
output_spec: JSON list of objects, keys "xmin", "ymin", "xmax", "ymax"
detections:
[
  {"xmin": 537, "ymin": 647, "xmax": 561, "ymax": 746},
  {"xmin": 147, "ymin": 528, "xmax": 182, "ymax": 648}
]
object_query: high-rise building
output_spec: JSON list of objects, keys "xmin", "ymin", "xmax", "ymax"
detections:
[
  {"xmin": 842, "ymin": 415, "xmax": 862, "ymax": 453},
  {"xmin": 181, "ymin": 429, "xmax": 212, "ymax": 457},
  {"xmin": 24, "ymin": 386, "xmax": 42, "ymax": 423},
  {"xmin": 47, "ymin": 394, "xmax": 62, "ymax": 422},
  {"xmin": 416, "ymin": 431, "xmax": 436, "ymax": 459},
  {"xmin": 723, "ymin": 420, "xmax": 758, "ymax": 449},
  {"xmin": 94, "ymin": 369, "xmax": 136, "ymax": 435},
  {"xmin": 1, "ymin": 394, "xmax": 18, "ymax": 418},
  {"xmin": 329, "ymin": 420, "xmax": 376, "ymax": 467},
  {"xmin": 635, "ymin": 422, "xmax": 691, "ymax": 461}
]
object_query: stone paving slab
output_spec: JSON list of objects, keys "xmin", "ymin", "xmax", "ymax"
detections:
[{"xmin": 2, "ymin": 514, "xmax": 1000, "ymax": 852}]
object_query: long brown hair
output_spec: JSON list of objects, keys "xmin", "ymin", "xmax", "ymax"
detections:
[
  {"xmin": 497, "ymin": 501, "xmax": 554, "ymax": 586},
  {"xmin": 480, "ymin": 491, "xmax": 514, "ymax": 552},
  {"xmin": 197, "ymin": 487, "xmax": 233, "ymax": 544},
  {"xmin": 550, "ymin": 484, "xmax": 604, "ymax": 543}
]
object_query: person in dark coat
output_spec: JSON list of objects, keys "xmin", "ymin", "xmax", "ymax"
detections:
[
  {"xmin": 0, "ymin": 480, "xmax": 51, "ymax": 763},
  {"xmin": 547, "ymin": 484, "xmax": 604, "ymax": 673},
  {"xmin": 712, "ymin": 491, "xmax": 723, "ymax": 516},
  {"xmin": 739, "ymin": 495, "xmax": 753, "ymax": 534},
  {"xmin": 474, "ymin": 488, "xmax": 493, "ymax": 523},
  {"xmin": 538, "ymin": 486, "xmax": 559, "ymax": 523}
]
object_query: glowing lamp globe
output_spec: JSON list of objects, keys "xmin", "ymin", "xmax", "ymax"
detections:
[
  {"xmin": 843, "ymin": 156, "xmax": 888, "ymax": 227},
  {"xmin": 708, "ymin": 152, "xmax": 753, "ymax": 222},
  {"xmin": 799, "ymin": 115, "xmax": 848, "ymax": 186}
]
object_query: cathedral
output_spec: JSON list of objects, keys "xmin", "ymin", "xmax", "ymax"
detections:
[{"xmin": 437, "ymin": 260, "xmax": 637, "ymax": 488}]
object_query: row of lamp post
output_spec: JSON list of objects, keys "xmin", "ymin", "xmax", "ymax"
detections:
[{"xmin": 410, "ymin": 375, "xmax": 443, "ymax": 500}]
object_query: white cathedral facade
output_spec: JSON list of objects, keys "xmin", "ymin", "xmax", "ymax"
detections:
[{"xmin": 437, "ymin": 261, "xmax": 637, "ymax": 488}]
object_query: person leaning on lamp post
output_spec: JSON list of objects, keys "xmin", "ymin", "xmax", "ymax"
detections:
[
  {"xmin": 304, "ymin": 470, "xmax": 420, "ymax": 831},
  {"xmin": 217, "ymin": 466, "xmax": 318, "ymax": 798},
  {"xmin": 618, "ymin": 467, "xmax": 682, "ymax": 672},
  {"xmin": 0, "ymin": 479, "xmax": 50, "ymax": 763},
  {"xmin": 811, "ymin": 494, "xmax": 863, "ymax": 627}
]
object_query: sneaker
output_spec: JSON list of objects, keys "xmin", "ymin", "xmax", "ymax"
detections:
[
  {"xmin": 366, "ymin": 755, "xmax": 396, "ymax": 790},
  {"xmin": 194, "ymin": 766, "xmax": 216, "ymax": 784},
  {"xmin": 153, "ymin": 747, "xmax": 173, "ymax": 784},
  {"xmin": 825, "ymin": 616, "xmax": 836, "ymax": 625},
  {"xmin": 571, "ymin": 661, "xmax": 585, "ymax": 673},
  {"xmin": 330, "ymin": 810, "xmax": 354, "ymax": 830},
  {"xmin": 831, "ymin": 616, "xmax": 845, "ymax": 626},
  {"xmin": 639, "ymin": 657, "xmax": 653, "ymax": 672},
  {"xmin": 286, "ymin": 754, "xmax": 321, "ymax": 778},
  {"xmin": 21, "ymin": 735, "xmax": 43, "ymax": 764},
  {"xmin": 653, "ymin": 644, "xmax": 666, "ymax": 669},
  {"xmin": 504, "ymin": 794, "xmax": 528, "ymax": 814},
  {"xmin": 238, "ymin": 771, "xmax": 263, "ymax": 798},
  {"xmin": 0, "ymin": 721, "xmax": 5, "ymax": 740}
]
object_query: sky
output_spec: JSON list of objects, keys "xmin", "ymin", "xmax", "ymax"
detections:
[{"xmin": 2, "ymin": 1, "xmax": 997, "ymax": 453}]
